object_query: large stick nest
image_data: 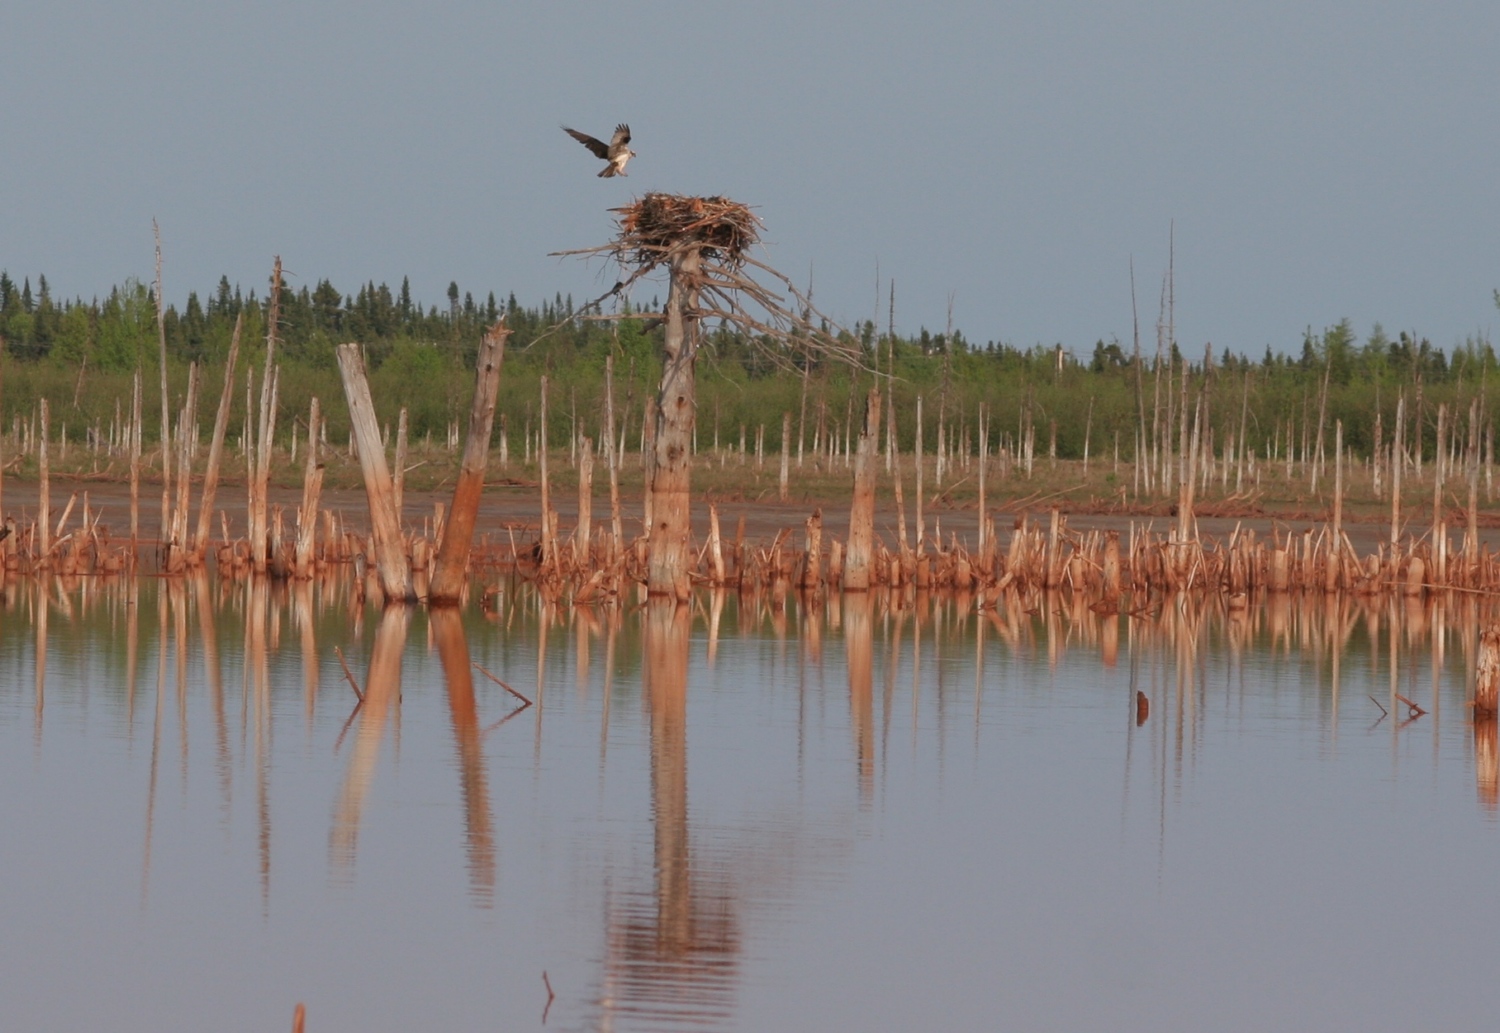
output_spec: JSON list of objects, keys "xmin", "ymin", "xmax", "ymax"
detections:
[
  {"xmin": 613, "ymin": 193, "xmax": 760, "ymax": 268},
  {"xmin": 552, "ymin": 193, "xmax": 870, "ymax": 374}
]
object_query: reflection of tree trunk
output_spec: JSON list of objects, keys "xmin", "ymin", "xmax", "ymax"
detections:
[
  {"xmin": 845, "ymin": 592, "xmax": 874, "ymax": 798},
  {"xmin": 330, "ymin": 605, "xmax": 411, "ymax": 873},
  {"xmin": 294, "ymin": 581, "xmax": 318, "ymax": 727},
  {"xmin": 432, "ymin": 608, "xmax": 496, "ymax": 903},
  {"xmin": 246, "ymin": 578, "xmax": 273, "ymax": 905},
  {"xmin": 645, "ymin": 599, "xmax": 692, "ymax": 951},
  {"xmin": 648, "ymin": 249, "xmax": 701, "ymax": 601},
  {"xmin": 196, "ymin": 571, "xmax": 229, "ymax": 809},
  {"xmin": 1476, "ymin": 718, "xmax": 1498, "ymax": 813},
  {"xmin": 595, "ymin": 598, "xmax": 742, "ymax": 1030},
  {"xmin": 1475, "ymin": 624, "xmax": 1500, "ymax": 716}
]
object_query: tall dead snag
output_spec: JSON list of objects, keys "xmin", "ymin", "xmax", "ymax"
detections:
[
  {"xmin": 844, "ymin": 388, "xmax": 881, "ymax": 591},
  {"xmin": 605, "ymin": 354, "xmax": 624, "ymax": 564},
  {"xmin": 129, "ymin": 371, "xmax": 142, "ymax": 551},
  {"xmin": 576, "ymin": 434, "xmax": 595, "ymax": 568},
  {"xmin": 164, "ymin": 364, "xmax": 200, "ymax": 574},
  {"xmin": 649, "ymin": 244, "xmax": 702, "ymax": 600},
  {"xmin": 336, "ymin": 343, "xmax": 415, "ymax": 602},
  {"xmin": 430, "ymin": 321, "xmax": 508, "ymax": 604},
  {"xmin": 779, "ymin": 411, "xmax": 792, "ymax": 502},
  {"xmin": 153, "ymin": 222, "xmax": 172, "ymax": 564},
  {"xmin": 193, "ymin": 312, "xmax": 242, "ymax": 562},
  {"xmin": 558, "ymin": 193, "xmax": 859, "ymax": 597},
  {"xmin": 38, "ymin": 399, "xmax": 51, "ymax": 564},
  {"xmin": 251, "ymin": 258, "xmax": 282, "ymax": 574},
  {"xmin": 294, "ymin": 397, "xmax": 324, "ymax": 580}
]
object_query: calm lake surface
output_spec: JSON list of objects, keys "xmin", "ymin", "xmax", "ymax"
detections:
[{"xmin": 2, "ymin": 576, "xmax": 1498, "ymax": 1032}]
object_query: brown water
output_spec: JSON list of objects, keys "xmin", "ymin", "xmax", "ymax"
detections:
[{"xmin": 1, "ymin": 576, "xmax": 1497, "ymax": 1032}]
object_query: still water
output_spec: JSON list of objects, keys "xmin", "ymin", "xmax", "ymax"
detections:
[{"xmin": 1, "ymin": 576, "xmax": 1497, "ymax": 1032}]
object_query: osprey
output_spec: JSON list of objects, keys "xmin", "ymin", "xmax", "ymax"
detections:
[{"xmin": 562, "ymin": 123, "xmax": 635, "ymax": 178}]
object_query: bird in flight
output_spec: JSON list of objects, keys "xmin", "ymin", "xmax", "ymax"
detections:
[{"xmin": 562, "ymin": 123, "xmax": 635, "ymax": 178}]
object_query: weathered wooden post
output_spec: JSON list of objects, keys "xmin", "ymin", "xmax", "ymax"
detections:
[
  {"xmin": 843, "ymin": 387, "xmax": 881, "ymax": 591},
  {"xmin": 337, "ymin": 343, "xmax": 414, "ymax": 602},
  {"xmin": 430, "ymin": 321, "xmax": 508, "ymax": 604}
]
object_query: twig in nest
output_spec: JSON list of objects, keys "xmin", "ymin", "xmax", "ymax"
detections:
[
  {"xmin": 333, "ymin": 646, "xmax": 364, "ymax": 702},
  {"xmin": 472, "ymin": 662, "xmax": 534, "ymax": 707}
]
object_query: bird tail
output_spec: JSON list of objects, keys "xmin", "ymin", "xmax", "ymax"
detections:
[{"xmin": 598, "ymin": 166, "xmax": 616, "ymax": 178}]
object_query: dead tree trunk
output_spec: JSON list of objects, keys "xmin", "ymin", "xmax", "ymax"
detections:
[
  {"xmin": 38, "ymin": 399, "xmax": 50, "ymax": 564},
  {"xmin": 193, "ymin": 312, "xmax": 241, "ymax": 560},
  {"xmin": 779, "ymin": 411, "xmax": 791, "ymax": 502},
  {"xmin": 165, "ymin": 364, "xmax": 200, "ymax": 573},
  {"xmin": 539, "ymin": 375, "xmax": 557, "ymax": 577},
  {"xmin": 337, "ymin": 343, "xmax": 414, "ymax": 602},
  {"xmin": 647, "ymin": 247, "xmax": 702, "ymax": 601},
  {"xmin": 154, "ymin": 225, "xmax": 173, "ymax": 567},
  {"xmin": 393, "ymin": 407, "xmax": 409, "ymax": 523},
  {"xmin": 576, "ymin": 434, "xmax": 594, "ymax": 568},
  {"xmin": 251, "ymin": 259, "xmax": 282, "ymax": 574},
  {"xmin": 130, "ymin": 370, "xmax": 141, "ymax": 552},
  {"xmin": 294, "ymin": 397, "xmax": 324, "ymax": 580},
  {"xmin": 605, "ymin": 354, "xmax": 623, "ymax": 564},
  {"xmin": 803, "ymin": 507, "xmax": 824, "ymax": 591},
  {"xmin": 430, "ymin": 321, "xmax": 507, "ymax": 603},
  {"xmin": 844, "ymin": 387, "xmax": 882, "ymax": 591}
]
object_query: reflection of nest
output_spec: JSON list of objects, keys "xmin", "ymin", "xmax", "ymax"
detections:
[{"xmin": 614, "ymin": 194, "xmax": 760, "ymax": 268}]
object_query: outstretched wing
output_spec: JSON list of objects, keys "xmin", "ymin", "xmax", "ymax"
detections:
[
  {"xmin": 607, "ymin": 124, "xmax": 631, "ymax": 157},
  {"xmin": 563, "ymin": 126, "xmax": 610, "ymax": 159}
]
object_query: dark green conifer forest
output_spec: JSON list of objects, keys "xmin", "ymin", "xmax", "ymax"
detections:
[{"xmin": 0, "ymin": 268, "xmax": 1494, "ymax": 465}]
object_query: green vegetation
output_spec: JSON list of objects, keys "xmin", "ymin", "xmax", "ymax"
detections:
[{"xmin": 0, "ymin": 269, "xmax": 1495, "ymax": 466}]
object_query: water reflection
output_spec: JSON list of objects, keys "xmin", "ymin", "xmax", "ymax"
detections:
[
  {"xmin": 330, "ymin": 604, "xmax": 411, "ymax": 876},
  {"xmin": 3, "ymin": 574, "xmax": 1500, "ymax": 1032},
  {"xmin": 592, "ymin": 600, "xmax": 741, "ymax": 1029},
  {"xmin": 432, "ymin": 607, "xmax": 496, "ymax": 905}
]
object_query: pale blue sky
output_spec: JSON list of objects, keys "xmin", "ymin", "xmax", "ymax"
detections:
[{"xmin": 3, "ymin": 1, "xmax": 1498, "ymax": 355}]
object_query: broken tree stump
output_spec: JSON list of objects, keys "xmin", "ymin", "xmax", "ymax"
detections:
[
  {"xmin": 430, "ymin": 321, "xmax": 508, "ymax": 604},
  {"xmin": 337, "ymin": 342, "xmax": 415, "ymax": 602}
]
